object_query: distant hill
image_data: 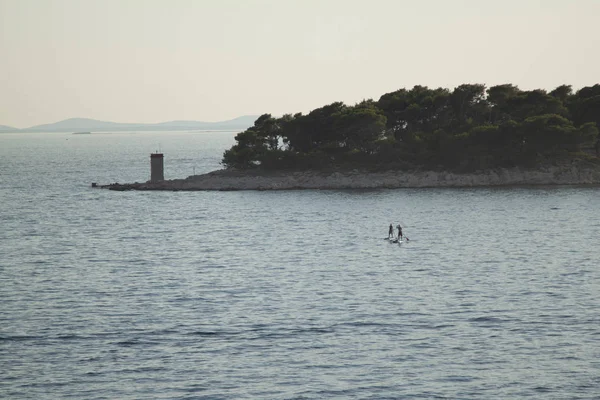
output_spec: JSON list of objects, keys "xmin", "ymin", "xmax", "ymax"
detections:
[
  {"xmin": 14, "ymin": 116, "xmax": 259, "ymax": 133},
  {"xmin": 0, "ymin": 124, "xmax": 18, "ymax": 132},
  {"xmin": 152, "ymin": 116, "xmax": 259, "ymax": 130}
]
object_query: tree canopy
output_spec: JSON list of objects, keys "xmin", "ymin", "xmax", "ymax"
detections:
[{"xmin": 222, "ymin": 84, "xmax": 600, "ymax": 172}]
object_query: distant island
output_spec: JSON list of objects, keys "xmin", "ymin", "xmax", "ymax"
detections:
[
  {"xmin": 102, "ymin": 83, "xmax": 600, "ymax": 190},
  {"xmin": 0, "ymin": 116, "xmax": 259, "ymax": 133},
  {"xmin": 0, "ymin": 124, "xmax": 17, "ymax": 132}
]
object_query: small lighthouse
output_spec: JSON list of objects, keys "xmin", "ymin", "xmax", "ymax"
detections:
[{"xmin": 150, "ymin": 153, "xmax": 164, "ymax": 182}]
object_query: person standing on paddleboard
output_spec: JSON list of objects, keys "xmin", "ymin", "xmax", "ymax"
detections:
[
  {"xmin": 397, "ymin": 224, "xmax": 403, "ymax": 240},
  {"xmin": 388, "ymin": 224, "xmax": 394, "ymax": 239}
]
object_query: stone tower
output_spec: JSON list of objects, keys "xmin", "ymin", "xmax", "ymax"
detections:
[{"xmin": 150, "ymin": 153, "xmax": 164, "ymax": 182}]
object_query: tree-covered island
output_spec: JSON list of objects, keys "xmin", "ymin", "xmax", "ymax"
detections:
[
  {"xmin": 223, "ymin": 84, "xmax": 600, "ymax": 172},
  {"xmin": 102, "ymin": 83, "xmax": 600, "ymax": 190}
]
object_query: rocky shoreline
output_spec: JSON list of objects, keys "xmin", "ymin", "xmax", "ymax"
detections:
[{"xmin": 101, "ymin": 163, "xmax": 600, "ymax": 191}]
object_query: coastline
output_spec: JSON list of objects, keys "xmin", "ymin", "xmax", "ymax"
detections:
[{"xmin": 101, "ymin": 163, "xmax": 600, "ymax": 191}]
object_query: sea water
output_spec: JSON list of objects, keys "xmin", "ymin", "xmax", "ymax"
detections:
[{"xmin": 1, "ymin": 131, "xmax": 599, "ymax": 399}]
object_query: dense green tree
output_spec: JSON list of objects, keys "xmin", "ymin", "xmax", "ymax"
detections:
[
  {"xmin": 376, "ymin": 86, "xmax": 451, "ymax": 142},
  {"xmin": 503, "ymin": 90, "xmax": 568, "ymax": 121},
  {"xmin": 488, "ymin": 84, "xmax": 520, "ymax": 123},
  {"xmin": 282, "ymin": 102, "xmax": 347, "ymax": 154},
  {"xmin": 519, "ymin": 114, "xmax": 579, "ymax": 155},
  {"xmin": 252, "ymin": 113, "xmax": 281, "ymax": 151},
  {"xmin": 449, "ymin": 84, "xmax": 488, "ymax": 125},
  {"xmin": 222, "ymin": 82, "xmax": 600, "ymax": 171},
  {"xmin": 332, "ymin": 101, "xmax": 387, "ymax": 153},
  {"xmin": 549, "ymin": 84, "xmax": 573, "ymax": 103},
  {"xmin": 570, "ymin": 85, "xmax": 600, "ymax": 129}
]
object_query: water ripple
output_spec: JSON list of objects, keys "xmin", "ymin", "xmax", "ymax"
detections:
[{"xmin": 2, "ymin": 132, "xmax": 600, "ymax": 399}]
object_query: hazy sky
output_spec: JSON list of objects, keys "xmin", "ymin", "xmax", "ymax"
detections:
[{"xmin": 1, "ymin": 0, "xmax": 599, "ymax": 128}]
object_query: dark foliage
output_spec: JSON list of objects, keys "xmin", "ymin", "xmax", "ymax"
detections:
[{"xmin": 221, "ymin": 84, "xmax": 600, "ymax": 171}]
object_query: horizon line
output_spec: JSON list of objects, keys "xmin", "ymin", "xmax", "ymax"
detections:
[{"xmin": 0, "ymin": 115, "xmax": 261, "ymax": 130}]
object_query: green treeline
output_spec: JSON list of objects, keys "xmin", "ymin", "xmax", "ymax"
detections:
[{"xmin": 222, "ymin": 84, "xmax": 600, "ymax": 171}]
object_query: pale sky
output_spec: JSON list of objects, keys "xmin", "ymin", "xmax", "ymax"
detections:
[{"xmin": 1, "ymin": 0, "xmax": 599, "ymax": 128}]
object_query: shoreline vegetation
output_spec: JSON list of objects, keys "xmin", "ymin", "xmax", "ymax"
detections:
[{"xmin": 104, "ymin": 83, "xmax": 600, "ymax": 190}]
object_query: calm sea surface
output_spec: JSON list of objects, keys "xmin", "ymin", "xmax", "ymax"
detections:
[{"xmin": 1, "ymin": 131, "xmax": 600, "ymax": 399}]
